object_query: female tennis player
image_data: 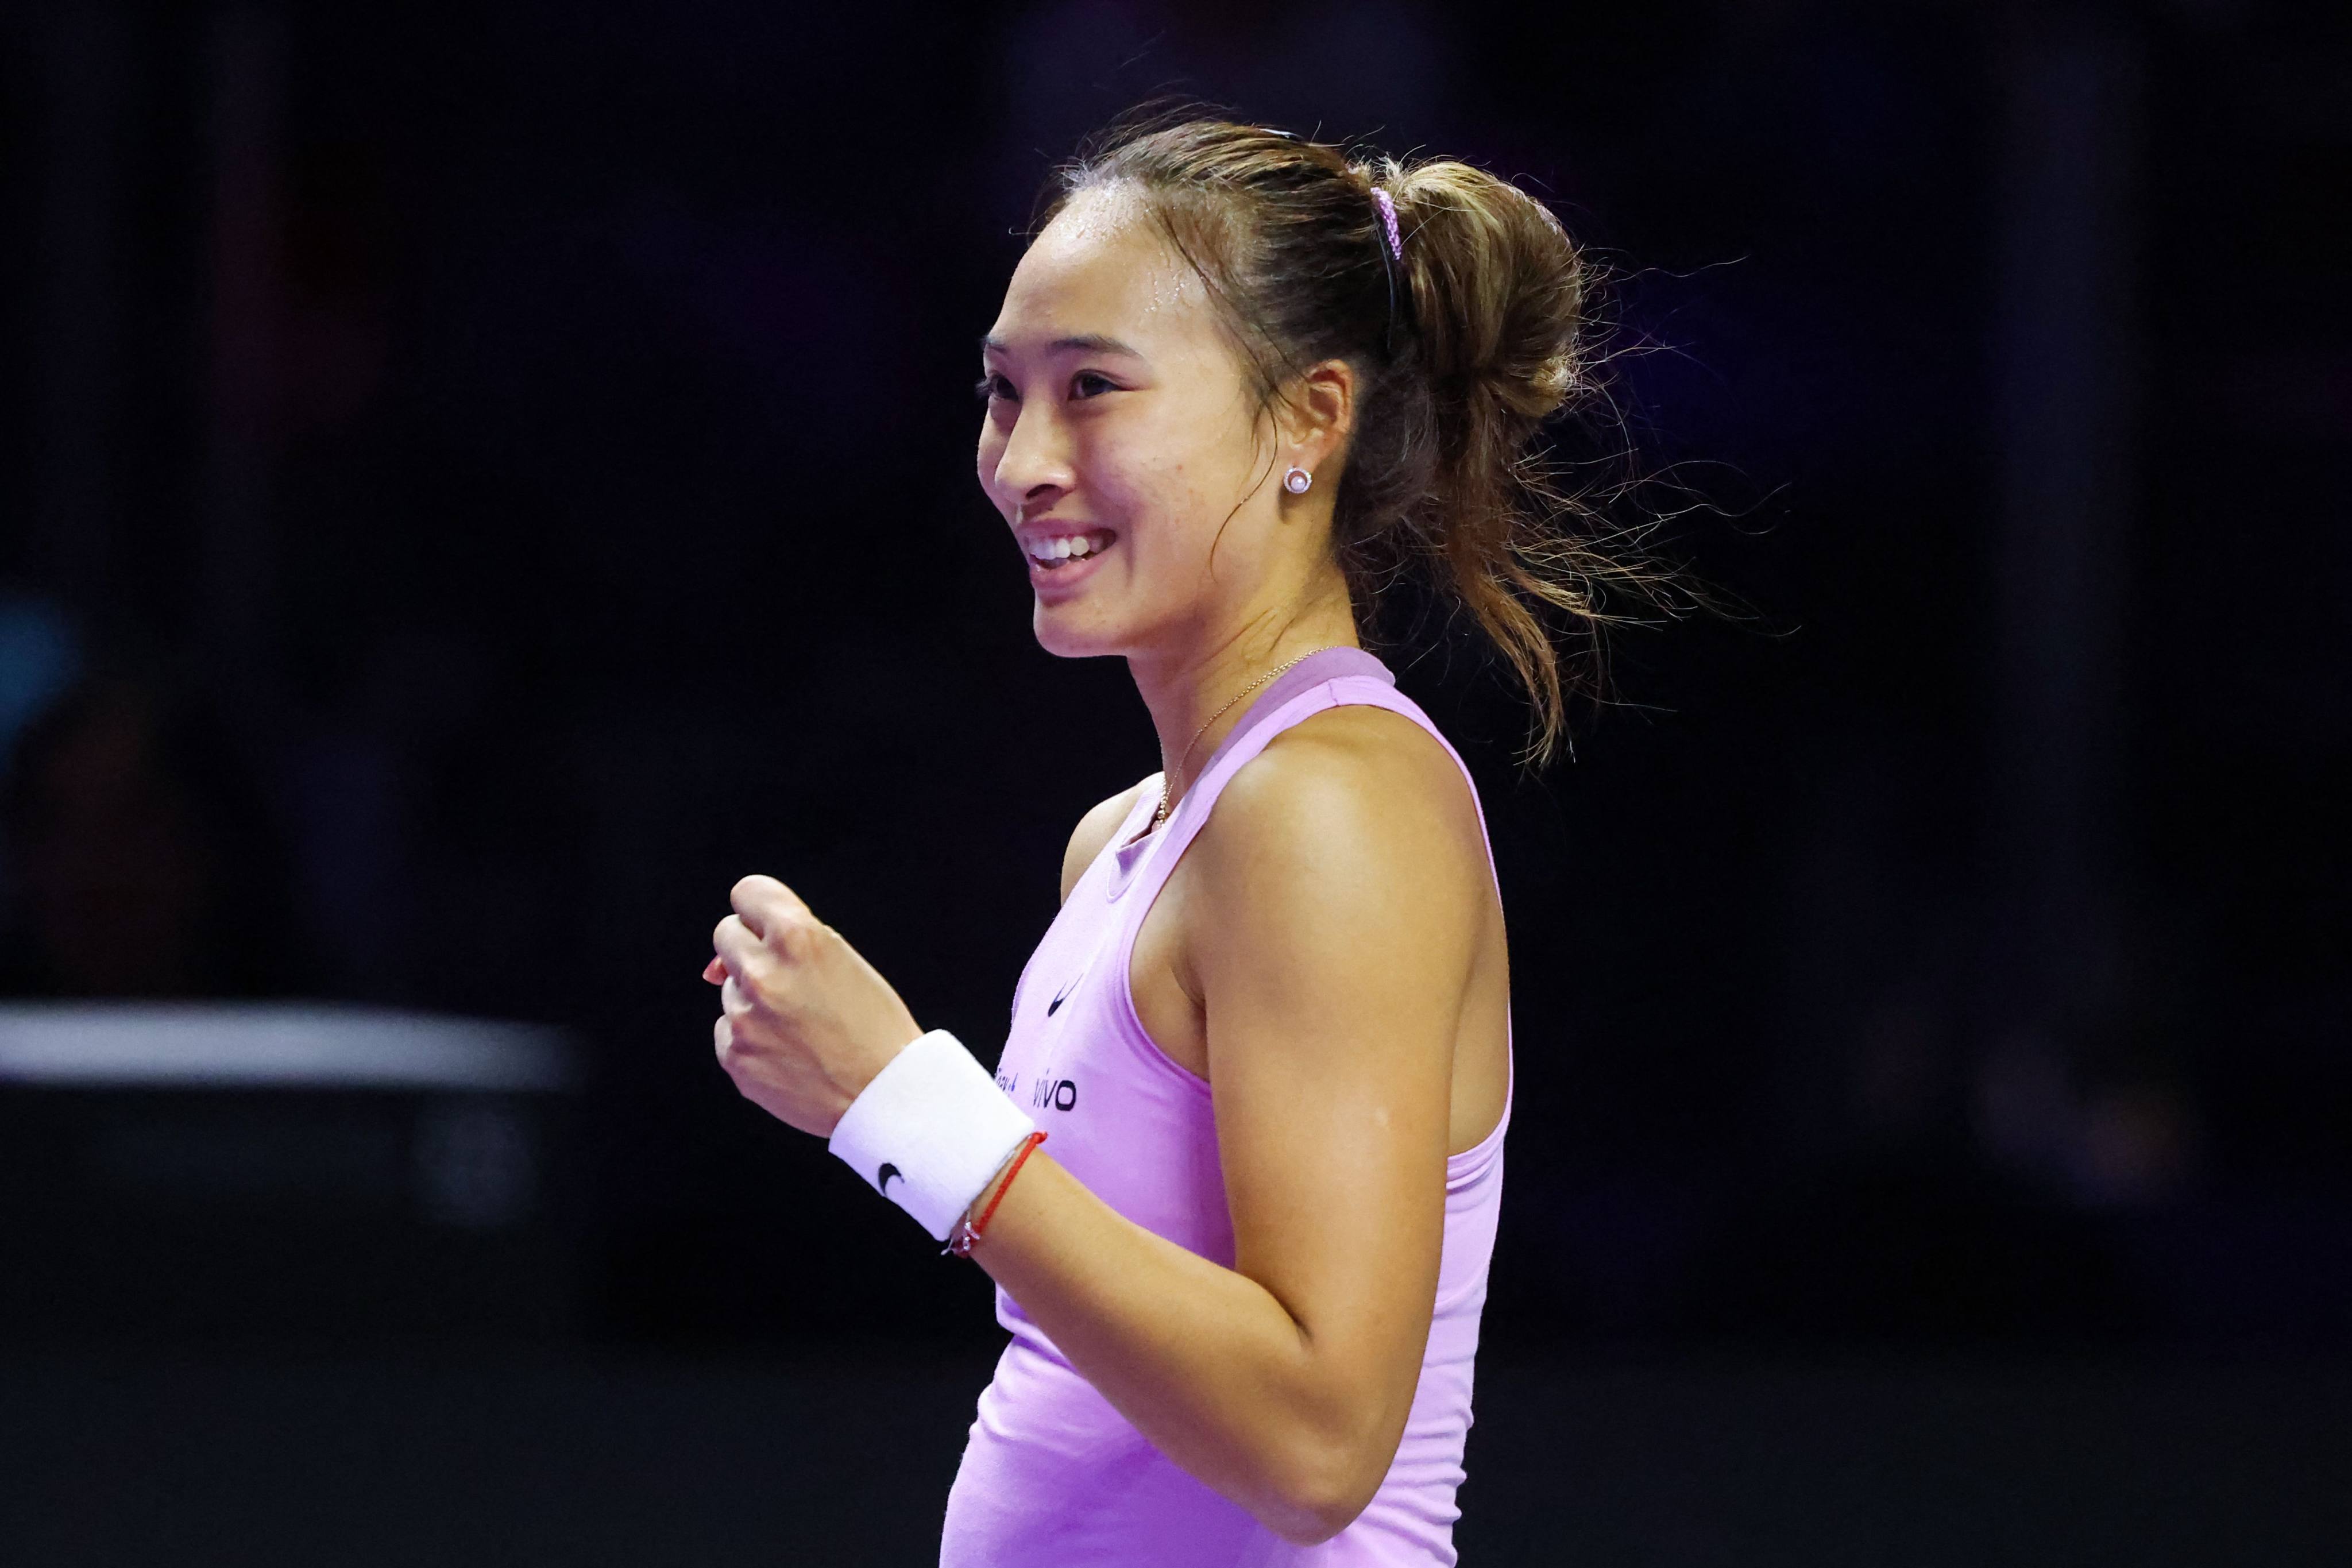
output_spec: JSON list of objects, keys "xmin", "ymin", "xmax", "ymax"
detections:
[{"xmin": 706, "ymin": 116, "xmax": 1625, "ymax": 1565}]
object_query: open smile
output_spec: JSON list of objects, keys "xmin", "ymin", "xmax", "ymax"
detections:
[{"xmin": 1023, "ymin": 528, "xmax": 1118, "ymax": 571}]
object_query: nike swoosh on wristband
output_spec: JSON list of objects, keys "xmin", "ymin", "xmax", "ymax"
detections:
[{"xmin": 878, "ymin": 1163, "xmax": 901, "ymax": 1194}]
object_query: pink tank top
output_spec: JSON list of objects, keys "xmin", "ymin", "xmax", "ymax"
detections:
[{"xmin": 939, "ymin": 646, "xmax": 1513, "ymax": 1567}]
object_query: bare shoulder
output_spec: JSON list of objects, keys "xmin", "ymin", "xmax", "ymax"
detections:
[
  {"xmin": 1189, "ymin": 705, "xmax": 1487, "ymax": 918},
  {"xmin": 1060, "ymin": 777, "xmax": 1153, "ymax": 904}
]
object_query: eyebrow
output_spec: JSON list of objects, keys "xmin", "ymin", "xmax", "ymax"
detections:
[{"xmin": 979, "ymin": 332, "xmax": 1144, "ymax": 357}]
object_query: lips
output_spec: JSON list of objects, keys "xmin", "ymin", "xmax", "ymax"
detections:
[
  {"xmin": 1021, "ymin": 527, "xmax": 1118, "ymax": 592},
  {"xmin": 1022, "ymin": 527, "xmax": 1115, "ymax": 566}
]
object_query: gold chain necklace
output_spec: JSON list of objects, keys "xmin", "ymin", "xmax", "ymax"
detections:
[{"xmin": 1149, "ymin": 646, "xmax": 1343, "ymax": 832}]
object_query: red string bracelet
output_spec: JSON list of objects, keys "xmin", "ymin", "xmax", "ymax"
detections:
[{"xmin": 943, "ymin": 1130, "xmax": 1048, "ymax": 1258}]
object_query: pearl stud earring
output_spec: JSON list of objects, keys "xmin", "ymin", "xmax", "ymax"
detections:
[{"xmin": 1283, "ymin": 465, "xmax": 1312, "ymax": 495}]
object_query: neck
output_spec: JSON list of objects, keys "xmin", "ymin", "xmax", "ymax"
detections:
[{"xmin": 1127, "ymin": 568, "xmax": 1361, "ymax": 821}]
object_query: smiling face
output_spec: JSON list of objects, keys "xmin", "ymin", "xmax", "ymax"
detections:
[{"xmin": 978, "ymin": 187, "xmax": 1333, "ymax": 662}]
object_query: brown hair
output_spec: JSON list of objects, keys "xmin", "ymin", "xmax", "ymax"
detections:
[{"xmin": 1040, "ymin": 114, "xmax": 1673, "ymax": 767}]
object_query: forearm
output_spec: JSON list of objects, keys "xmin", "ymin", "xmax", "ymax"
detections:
[{"xmin": 962, "ymin": 1149, "xmax": 1374, "ymax": 1542}]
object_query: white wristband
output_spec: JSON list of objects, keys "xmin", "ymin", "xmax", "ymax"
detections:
[{"xmin": 827, "ymin": 1028, "xmax": 1037, "ymax": 1242}]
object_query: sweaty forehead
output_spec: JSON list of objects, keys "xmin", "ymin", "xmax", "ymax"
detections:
[{"xmin": 997, "ymin": 186, "xmax": 1211, "ymax": 342}]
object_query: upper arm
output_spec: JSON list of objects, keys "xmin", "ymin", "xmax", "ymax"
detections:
[
  {"xmin": 1060, "ymin": 779, "xmax": 1152, "ymax": 904},
  {"xmin": 1181, "ymin": 709, "xmax": 1489, "ymax": 1486}
]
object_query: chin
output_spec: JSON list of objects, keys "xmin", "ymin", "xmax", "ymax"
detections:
[{"xmin": 1031, "ymin": 603, "xmax": 1133, "ymax": 661}]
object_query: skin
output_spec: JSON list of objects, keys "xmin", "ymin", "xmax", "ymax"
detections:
[{"xmin": 707, "ymin": 185, "xmax": 1511, "ymax": 1546}]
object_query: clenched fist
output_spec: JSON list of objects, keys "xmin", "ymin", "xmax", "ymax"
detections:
[{"xmin": 704, "ymin": 875, "xmax": 923, "ymax": 1137}]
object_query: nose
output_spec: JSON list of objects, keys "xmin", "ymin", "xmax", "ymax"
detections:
[{"xmin": 985, "ymin": 399, "xmax": 1075, "ymax": 513}]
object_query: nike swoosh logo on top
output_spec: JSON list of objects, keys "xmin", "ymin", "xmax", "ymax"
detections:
[
  {"xmin": 878, "ymin": 1163, "xmax": 901, "ymax": 1194},
  {"xmin": 1048, "ymin": 979, "xmax": 1075, "ymax": 1015}
]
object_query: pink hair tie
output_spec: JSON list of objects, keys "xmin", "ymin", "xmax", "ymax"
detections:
[{"xmin": 1372, "ymin": 188, "xmax": 1403, "ymax": 258}]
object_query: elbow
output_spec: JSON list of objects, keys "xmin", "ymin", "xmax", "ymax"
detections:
[
  {"xmin": 1261, "ymin": 1431, "xmax": 1391, "ymax": 1547},
  {"xmin": 1278, "ymin": 1494, "xmax": 1374, "ymax": 1549}
]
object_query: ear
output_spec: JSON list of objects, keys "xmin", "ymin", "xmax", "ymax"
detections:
[{"xmin": 1276, "ymin": 358, "xmax": 1358, "ymax": 478}]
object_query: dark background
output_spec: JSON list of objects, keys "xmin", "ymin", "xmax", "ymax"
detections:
[{"xmin": 2, "ymin": 1, "xmax": 2346, "ymax": 1562}]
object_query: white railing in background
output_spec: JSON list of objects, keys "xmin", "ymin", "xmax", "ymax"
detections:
[{"xmin": 0, "ymin": 1003, "xmax": 578, "ymax": 1092}]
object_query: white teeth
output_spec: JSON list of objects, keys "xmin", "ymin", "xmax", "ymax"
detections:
[{"xmin": 1028, "ymin": 532, "xmax": 1111, "ymax": 564}]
